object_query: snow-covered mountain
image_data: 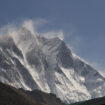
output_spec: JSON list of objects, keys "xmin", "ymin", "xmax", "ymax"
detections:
[{"xmin": 0, "ymin": 27, "xmax": 105, "ymax": 104}]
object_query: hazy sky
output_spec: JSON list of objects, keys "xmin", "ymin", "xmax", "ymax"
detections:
[{"xmin": 0, "ymin": 0, "xmax": 105, "ymax": 75}]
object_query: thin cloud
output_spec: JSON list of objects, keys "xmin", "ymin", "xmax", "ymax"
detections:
[
  {"xmin": 22, "ymin": 19, "xmax": 48, "ymax": 35},
  {"xmin": 0, "ymin": 19, "xmax": 48, "ymax": 36},
  {"xmin": 68, "ymin": 36, "xmax": 83, "ymax": 52},
  {"xmin": 42, "ymin": 30, "xmax": 64, "ymax": 40},
  {"xmin": 22, "ymin": 19, "xmax": 64, "ymax": 40},
  {"xmin": 0, "ymin": 19, "xmax": 104, "ymax": 77},
  {"xmin": 87, "ymin": 61, "xmax": 105, "ymax": 77}
]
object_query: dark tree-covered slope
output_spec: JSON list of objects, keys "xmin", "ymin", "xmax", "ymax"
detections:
[
  {"xmin": 69, "ymin": 97, "xmax": 105, "ymax": 105},
  {"xmin": 0, "ymin": 82, "xmax": 46, "ymax": 105}
]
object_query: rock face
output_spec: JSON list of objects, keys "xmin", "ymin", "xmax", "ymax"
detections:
[
  {"xmin": 0, "ymin": 27, "xmax": 105, "ymax": 104},
  {"xmin": 0, "ymin": 81, "xmax": 64, "ymax": 105},
  {"xmin": 23, "ymin": 89, "xmax": 64, "ymax": 105},
  {"xmin": 0, "ymin": 82, "xmax": 46, "ymax": 105}
]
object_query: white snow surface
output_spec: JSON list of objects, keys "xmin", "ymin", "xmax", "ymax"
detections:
[{"xmin": 0, "ymin": 27, "xmax": 105, "ymax": 104}]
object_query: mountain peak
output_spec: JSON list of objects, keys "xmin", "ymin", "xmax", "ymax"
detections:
[{"xmin": 0, "ymin": 28, "xmax": 105, "ymax": 104}]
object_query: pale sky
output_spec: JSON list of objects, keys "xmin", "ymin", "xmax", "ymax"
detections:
[{"xmin": 0, "ymin": 0, "xmax": 105, "ymax": 75}]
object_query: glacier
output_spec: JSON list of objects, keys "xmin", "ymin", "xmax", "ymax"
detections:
[{"xmin": 0, "ymin": 27, "xmax": 105, "ymax": 104}]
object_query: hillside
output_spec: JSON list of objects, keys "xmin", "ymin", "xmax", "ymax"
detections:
[
  {"xmin": 0, "ymin": 82, "xmax": 46, "ymax": 105},
  {"xmin": 0, "ymin": 82, "xmax": 64, "ymax": 105},
  {"xmin": 69, "ymin": 97, "xmax": 105, "ymax": 105},
  {"xmin": 23, "ymin": 89, "xmax": 64, "ymax": 105}
]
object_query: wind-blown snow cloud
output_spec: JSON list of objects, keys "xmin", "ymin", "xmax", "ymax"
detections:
[
  {"xmin": 0, "ymin": 19, "xmax": 104, "ymax": 77},
  {"xmin": 22, "ymin": 19, "xmax": 64, "ymax": 40},
  {"xmin": 68, "ymin": 36, "xmax": 83, "ymax": 52},
  {"xmin": 0, "ymin": 23, "xmax": 17, "ymax": 36},
  {"xmin": 22, "ymin": 19, "xmax": 48, "ymax": 34},
  {"xmin": 87, "ymin": 61, "xmax": 105, "ymax": 77},
  {"xmin": 22, "ymin": 20, "xmax": 35, "ymax": 35},
  {"xmin": 42, "ymin": 31, "xmax": 64, "ymax": 40},
  {"xmin": 0, "ymin": 19, "xmax": 64, "ymax": 39}
]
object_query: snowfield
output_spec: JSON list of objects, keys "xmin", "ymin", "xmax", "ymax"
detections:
[{"xmin": 0, "ymin": 27, "xmax": 105, "ymax": 104}]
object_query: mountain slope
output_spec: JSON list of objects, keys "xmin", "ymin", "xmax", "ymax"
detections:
[
  {"xmin": 69, "ymin": 96, "xmax": 105, "ymax": 105},
  {"xmin": 0, "ymin": 82, "xmax": 46, "ymax": 105},
  {"xmin": 0, "ymin": 81, "xmax": 64, "ymax": 105},
  {"xmin": 0, "ymin": 27, "xmax": 105, "ymax": 104},
  {"xmin": 22, "ymin": 89, "xmax": 64, "ymax": 105}
]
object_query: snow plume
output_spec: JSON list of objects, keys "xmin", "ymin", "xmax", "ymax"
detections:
[
  {"xmin": 0, "ymin": 19, "xmax": 44, "ymax": 36},
  {"xmin": 0, "ymin": 19, "xmax": 65, "ymax": 54},
  {"xmin": 42, "ymin": 31, "xmax": 64, "ymax": 40},
  {"xmin": 22, "ymin": 19, "xmax": 47, "ymax": 35},
  {"xmin": 22, "ymin": 20, "xmax": 35, "ymax": 35},
  {"xmin": 0, "ymin": 19, "xmax": 64, "ymax": 40},
  {"xmin": 22, "ymin": 19, "xmax": 64, "ymax": 40},
  {"xmin": 0, "ymin": 23, "xmax": 18, "ymax": 36}
]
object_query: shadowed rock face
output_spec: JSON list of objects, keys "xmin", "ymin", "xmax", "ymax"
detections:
[
  {"xmin": 0, "ymin": 82, "xmax": 46, "ymax": 105},
  {"xmin": 26, "ymin": 48, "xmax": 48, "ymax": 70},
  {"xmin": 57, "ymin": 41, "xmax": 74, "ymax": 68},
  {"xmin": 0, "ymin": 36, "xmax": 38, "ymax": 90},
  {"xmin": 22, "ymin": 89, "xmax": 65, "ymax": 105},
  {"xmin": 0, "ymin": 81, "xmax": 64, "ymax": 105},
  {"xmin": 0, "ymin": 27, "xmax": 105, "ymax": 104},
  {"xmin": 0, "ymin": 36, "xmax": 23, "ymax": 58}
]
